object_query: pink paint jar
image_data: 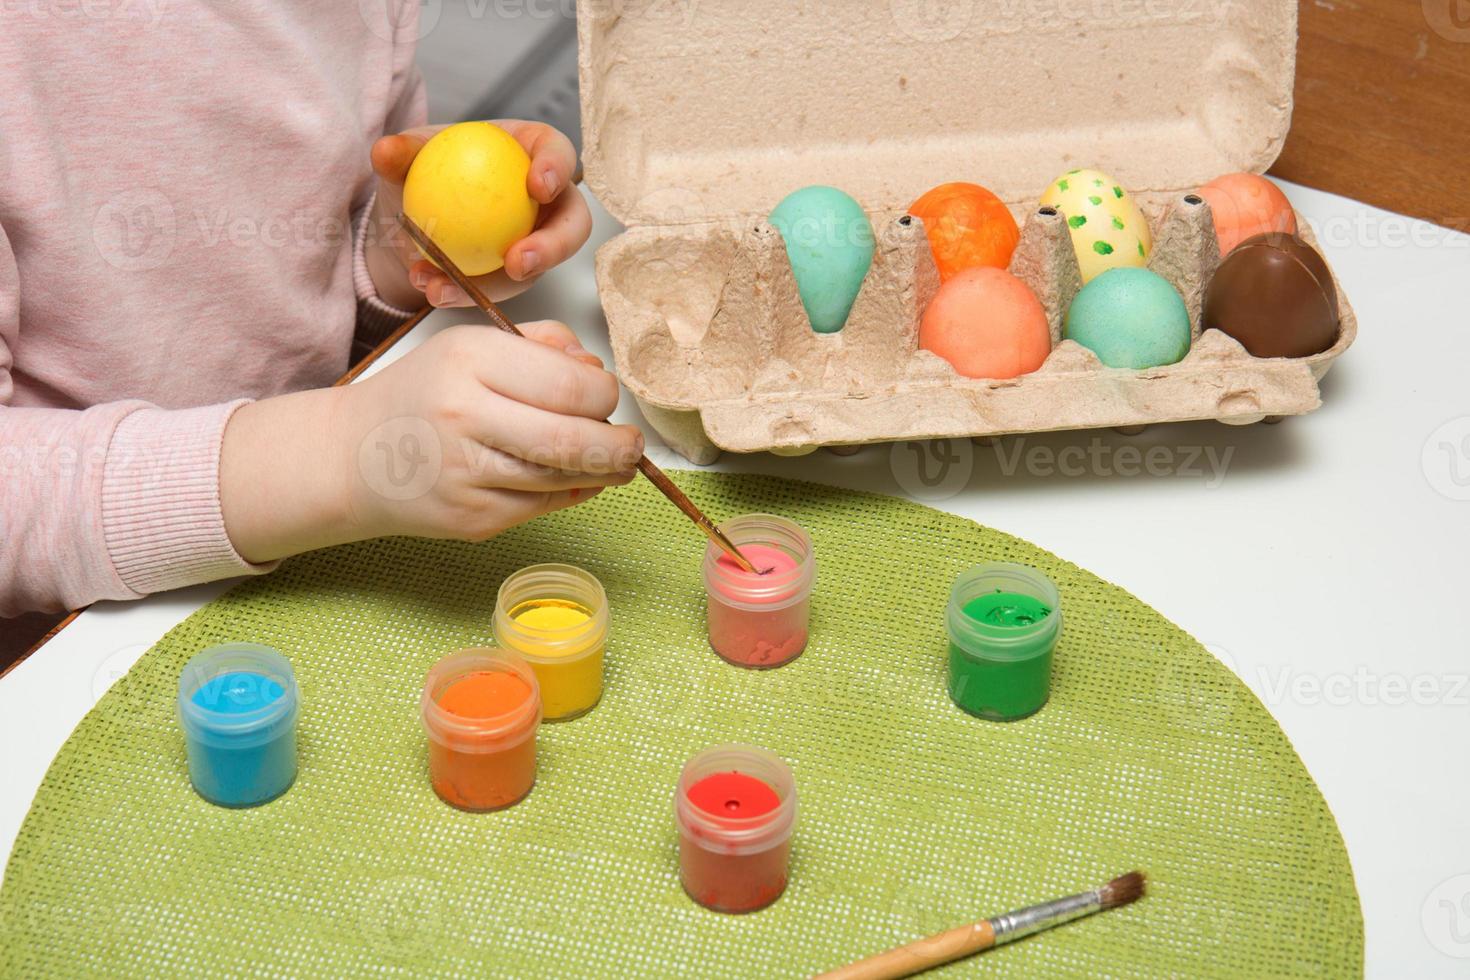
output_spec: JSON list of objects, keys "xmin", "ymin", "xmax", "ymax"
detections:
[
  {"xmin": 675, "ymin": 744, "xmax": 797, "ymax": 914},
  {"xmin": 703, "ymin": 514, "xmax": 815, "ymax": 669}
]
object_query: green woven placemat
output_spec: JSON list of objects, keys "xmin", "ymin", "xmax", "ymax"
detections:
[{"xmin": 0, "ymin": 471, "xmax": 1360, "ymax": 977}]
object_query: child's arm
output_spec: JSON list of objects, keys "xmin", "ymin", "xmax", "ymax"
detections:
[
  {"xmin": 218, "ymin": 321, "xmax": 642, "ymax": 564},
  {"xmin": 0, "ymin": 221, "xmax": 280, "ymax": 616}
]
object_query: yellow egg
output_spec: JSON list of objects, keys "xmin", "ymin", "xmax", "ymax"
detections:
[
  {"xmin": 402, "ymin": 122, "xmax": 539, "ymax": 276},
  {"xmin": 1039, "ymin": 169, "xmax": 1151, "ymax": 282}
]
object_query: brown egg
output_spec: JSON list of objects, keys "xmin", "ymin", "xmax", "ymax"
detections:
[{"xmin": 1202, "ymin": 233, "xmax": 1340, "ymax": 358}]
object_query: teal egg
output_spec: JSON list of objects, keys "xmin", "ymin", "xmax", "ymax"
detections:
[
  {"xmin": 768, "ymin": 186, "xmax": 875, "ymax": 334},
  {"xmin": 1064, "ymin": 268, "xmax": 1191, "ymax": 369}
]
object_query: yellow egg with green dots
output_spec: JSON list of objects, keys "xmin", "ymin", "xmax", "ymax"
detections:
[
  {"xmin": 1039, "ymin": 168, "xmax": 1151, "ymax": 282},
  {"xmin": 403, "ymin": 121, "xmax": 539, "ymax": 276}
]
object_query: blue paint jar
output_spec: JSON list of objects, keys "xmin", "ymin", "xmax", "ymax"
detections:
[{"xmin": 177, "ymin": 643, "xmax": 299, "ymax": 808}]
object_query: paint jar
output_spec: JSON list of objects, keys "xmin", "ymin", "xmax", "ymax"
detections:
[
  {"xmin": 177, "ymin": 643, "xmax": 299, "ymax": 808},
  {"xmin": 493, "ymin": 563, "xmax": 609, "ymax": 721},
  {"xmin": 420, "ymin": 648, "xmax": 541, "ymax": 811},
  {"xmin": 946, "ymin": 562, "xmax": 1062, "ymax": 721},
  {"xmin": 675, "ymin": 743, "xmax": 797, "ymax": 914},
  {"xmin": 703, "ymin": 515, "xmax": 816, "ymax": 669}
]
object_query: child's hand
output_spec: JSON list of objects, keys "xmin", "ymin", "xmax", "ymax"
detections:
[
  {"xmin": 364, "ymin": 121, "xmax": 593, "ymax": 310},
  {"xmin": 220, "ymin": 321, "xmax": 641, "ymax": 562}
]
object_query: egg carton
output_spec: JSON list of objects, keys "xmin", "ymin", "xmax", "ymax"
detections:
[
  {"xmin": 594, "ymin": 196, "xmax": 1355, "ymax": 462},
  {"xmin": 577, "ymin": 0, "xmax": 1350, "ymax": 462}
]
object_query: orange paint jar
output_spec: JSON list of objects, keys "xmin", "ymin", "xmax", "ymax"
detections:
[{"xmin": 420, "ymin": 648, "xmax": 541, "ymax": 811}]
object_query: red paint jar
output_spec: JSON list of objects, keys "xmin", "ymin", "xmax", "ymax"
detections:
[
  {"xmin": 703, "ymin": 515, "xmax": 816, "ymax": 669},
  {"xmin": 675, "ymin": 744, "xmax": 797, "ymax": 913},
  {"xmin": 420, "ymin": 649, "xmax": 541, "ymax": 811}
]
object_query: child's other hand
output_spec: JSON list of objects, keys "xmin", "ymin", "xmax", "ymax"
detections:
[
  {"xmin": 366, "ymin": 121, "xmax": 592, "ymax": 310},
  {"xmin": 221, "ymin": 320, "xmax": 637, "ymax": 564}
]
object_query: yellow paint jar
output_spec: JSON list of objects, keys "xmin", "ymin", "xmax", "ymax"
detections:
[{"xmin": 493, "ymin": 564, "xmax": 609, "ymax": 721}]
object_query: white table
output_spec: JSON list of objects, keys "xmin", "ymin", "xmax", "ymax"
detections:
[{"xmin": 4, "ymin": 184, "xmax": 1467, "ymax": 977}]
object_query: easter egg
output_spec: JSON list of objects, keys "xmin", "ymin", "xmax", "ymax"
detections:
[
  {"xmin": 1202, "ymin": 232, "xmax": 1339, "ymax": 358},
  {"xmin": 1196, "ymin": 173, "xmax": 1297, "ymax": 255},
  {"xmin": 907, "ymin": 182, "xmax": 1020, "ymax": 280},
  {"xmin": 1064, "ymin": 268, "xmax": 1190, "ymax": 369},
  {"xmin": 402, "ymin": 122, "xmax": 539, "ymax": 276},
  {"xmin": 1039, "ymin": 169, "xmax": 1151, "ymax": 282},
  {"xmin": 769, "ymin": 186, "xmax": 875, "ymax": 334},
  {"xmin": 919, "ymin": 267, "xmax": 1051, "ymax": 379}
]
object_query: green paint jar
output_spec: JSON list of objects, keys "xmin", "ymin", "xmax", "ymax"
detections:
[{"xmin": 946, "ymin": 563, "xmax": 1061, "ymax": 721}]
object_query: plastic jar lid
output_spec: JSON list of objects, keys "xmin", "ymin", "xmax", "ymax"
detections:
[
  {"xmin": 675, "ymin": 743, "xmax": 798, "ymax": 855},
  {"xmin": 493, "ymin": 564, "xmax": 610, "ymax": 662},
  {"xmin": 420, "ymin": 648, "xmax": 542, "ymax": 753},
  {"xmin": 177, "ymin": 643, "xmax": 298, "ymax": 747},
  {"xmin": 702, "ymin": 514, "xmax": 816, "ymax": 610},
  {"xmin": 946, "ymin": 562, "xmax": 1062, "ymax": 661}
]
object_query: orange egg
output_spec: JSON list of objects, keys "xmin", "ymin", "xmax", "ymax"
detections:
[
  {"xmin": 1196, "ymin": 173, "xmax": 1298, "ymax": 255},
  {"xmin": 919, "ymin": 267, "xmax": 1051, "ymax": 379},
  {"xmin": 908, "ymin": 182, "xmax": 1020, "ymax": 281}
]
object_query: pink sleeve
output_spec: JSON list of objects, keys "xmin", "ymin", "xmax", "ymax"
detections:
[
  {"xmin": 353, "ymin": 0, "xmax": 429, "ymax": 345},
  {"xmin": 0, "ymin": 224, "xmax": 278, "ymax": 617}
]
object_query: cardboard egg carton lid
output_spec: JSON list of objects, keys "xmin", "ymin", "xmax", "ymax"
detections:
[
  {"xmin": 577, "ymin": 0, "xmax": 1352, "ymax": 461},
  {"xmin": 578, "ymin": 1, "xmax": 1297, "ymax": 223}
]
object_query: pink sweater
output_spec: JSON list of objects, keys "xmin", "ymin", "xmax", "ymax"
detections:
[{"xmin": 0, "ymin": 3, "xmax": 426, "ymax": 616}]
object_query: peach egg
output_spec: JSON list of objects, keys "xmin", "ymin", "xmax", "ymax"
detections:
[
  {"xmin": 919, "ymin": 267, "xmax": 1051, "ymax": 380},
  {"xmin": 1196, "ymin": 173, "xmax": 1298, "ymax": 255}
]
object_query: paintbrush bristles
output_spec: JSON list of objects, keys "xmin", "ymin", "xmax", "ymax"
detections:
[{"xmin": 1099, "ymin": 871, "xmax": 1146, "ymax": 909}]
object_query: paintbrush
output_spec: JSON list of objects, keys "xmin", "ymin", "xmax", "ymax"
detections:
[
  {"xmin": 816, "ymin": 871, "xmax": 1146, "ymax": 980},
  {"xmin": 397, "ymin": 212, "xmax": 764, "ymax": 575}
]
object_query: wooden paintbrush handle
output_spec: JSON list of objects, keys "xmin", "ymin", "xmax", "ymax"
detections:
[
  {"xmin": 815, "ymin": 920, "xmax": 996, "ymax": 980},
  {"xmin": 395, "ymin": 212, "xmax": 762, "ymax": 576}
]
